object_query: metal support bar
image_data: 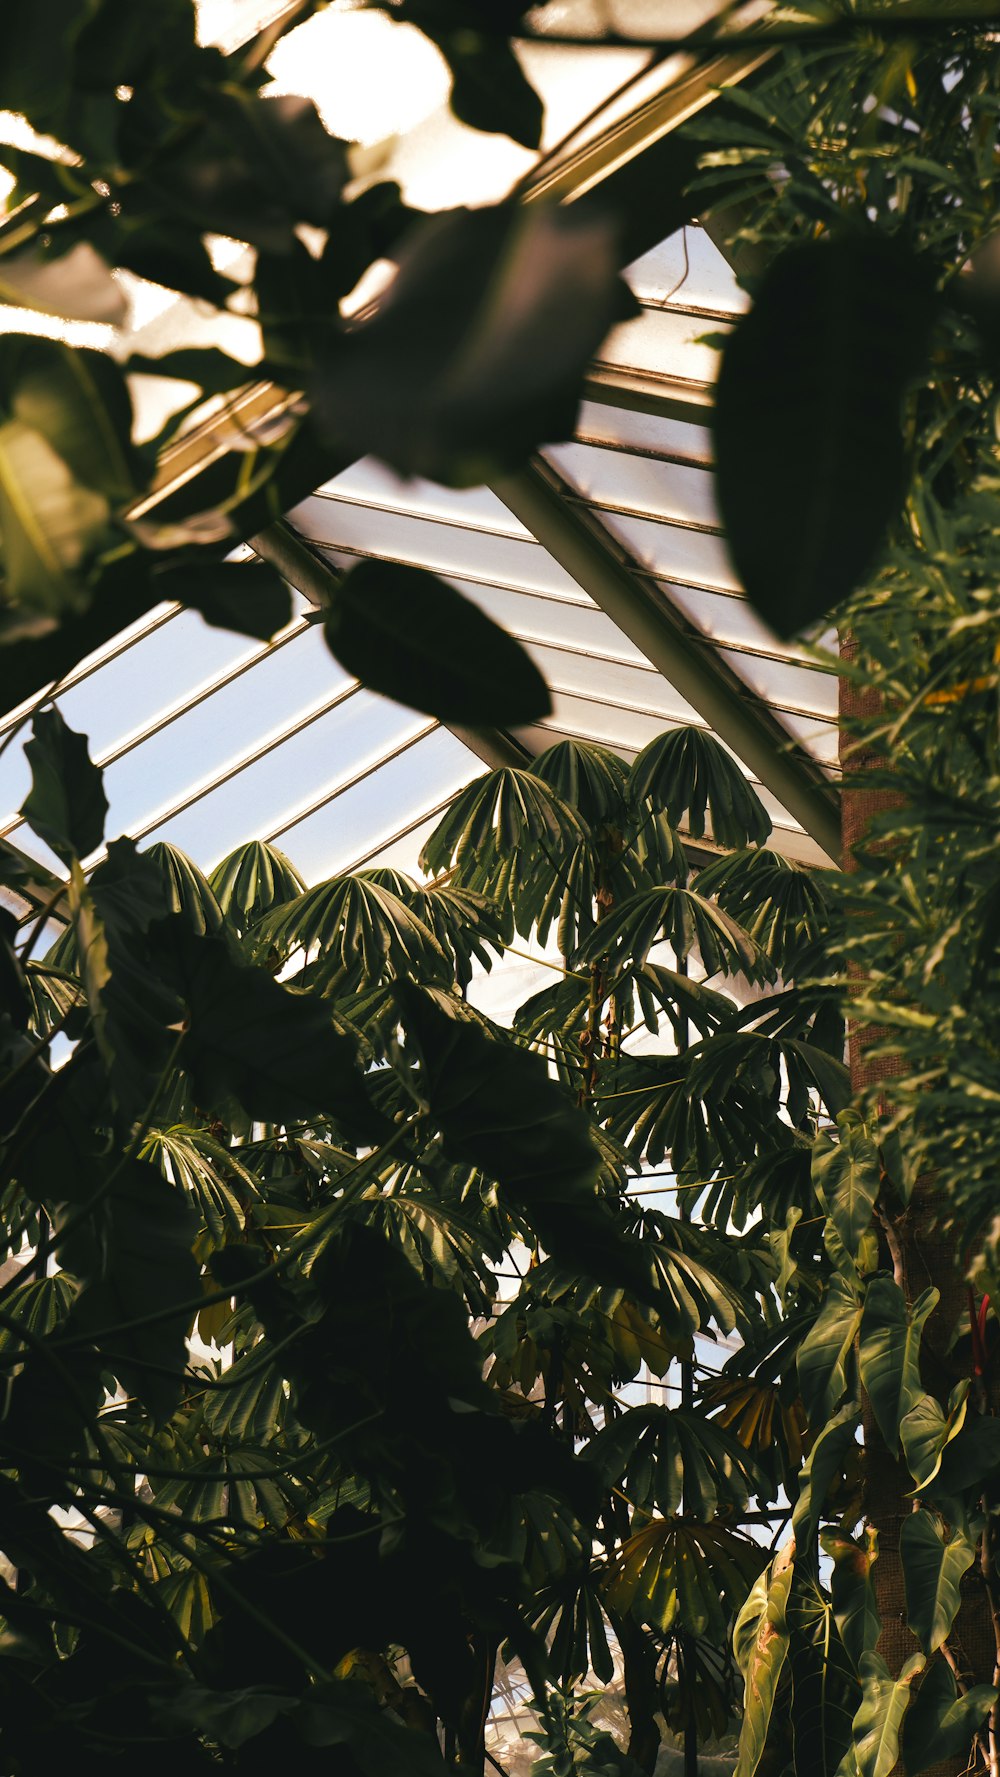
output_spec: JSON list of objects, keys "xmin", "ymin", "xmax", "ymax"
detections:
[
  {"xmin": 492, "ymin": 464, "xmax": 842, "ymax": 863},
  {"xmin": 581, "ymin": 366, "xmax": 713, "ymax": 427}
]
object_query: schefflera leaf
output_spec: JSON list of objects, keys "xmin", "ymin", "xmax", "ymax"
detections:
[{"xmin": 629, "ymin": 724, "xmax": 771, "ymax": 850}]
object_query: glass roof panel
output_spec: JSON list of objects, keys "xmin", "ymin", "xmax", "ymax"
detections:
[
  {"xmin": 625, "ymin": 224, "xmax": 748, "ymax": 315},
  {"xmin": 144, "ymin": 696, "xmax": 433, "ymax": 872},
  {"xmin": 544, "ymin": 440, "xmax": 720, "ymax": 528},
  {"xmin": 597, "ymin": 510, "xmax": 741, "ymax": 592},
  {"xmin": 574, "ymin": 402, "xmax": 714, "ymax": 466},
  {"xmin": 272, "ymin": 725, "xmax": 480, "ymax": 880},
  {"xmin": 596, "ymin": 307, "xmax": 725, "ymax": 388},
  {"xmin": 295, "ymin": 498, "xmax": 582, "ymax": 598}
]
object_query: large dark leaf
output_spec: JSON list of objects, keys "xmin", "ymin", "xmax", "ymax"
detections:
[
  {"xmin": 394, "ymin": 983, "xmax": 660, "ymax": 1291},
  {"xmin": 308, "ymin": 199, "xmax": 635, "ymax": 484},
  {"xmin": 713, "ymin": 233, "xmax": 937, "ymax": 635},
  {"xmin": 901, "ymin": 1655, "xmax": 997, "ymax": 1777},
  {"xmin": 160, "ymin": 922, "xmax": 378, "ymax": 1136},
  {"xmin": 148, "ymin": 91, "xmax": 349, "ymax": 251},
  {"xmin": 156, "ymin": 559, "xmax": 292, "ymax": 642},
  {"xmin": 324, "ymin": 559, "xmax": 550, "ymax": 724},
  {"xmin": 20, "ymin": 707, "xmax": 108, "ymax": 864},
  {"xmin": 56, "ymin": 1156, "xmax": 198, "ymax": 1422}
]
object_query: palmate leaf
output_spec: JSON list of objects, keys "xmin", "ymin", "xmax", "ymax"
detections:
[
  {"xmin": 141, "ymin": 1125, "xmax": 262, "ymax": 1251},
  {"xmin": 260, "ymin": 870, "xmax": 450, "ymax": 990},
  {"xmin": 145, "ymin": 841, "xmax": 225, "ymax": 935},
  {"xmin": 584, "ymin": 1403, "xmax": 765, "ymax": 1518},
  {"xmin": 530, "ymin": 1560, "xmax": 615, "ymax": 1686},
  {"xmin": 420, "ymin": 766, "xmax": 587, "ymax": 896},
  {"xmin": 200, "ymin": 1348, "xmax": 291, "ymax": 1448},
  {"xmin": 209, "ymin": 840, "xmax": 307, "ymax": 939},
  {"xmin": 598, "ymin": 1048, "xmax": 777, "ymax": 1178},
  {"xmin": 606, "ymin": 1514, "xmax": 765, "ymax": 1643},
  {"xmin": 622, "ymin": 1209, "xmax": 755, "ymax": 1340},
  {"xmin": 364, "ymin": 869, "xmax": 509, "ymax": 989},
  {"xmin": 576, "ymin": 884, "xmax": 769, "ymax": 982},
  {"xmin": 531, "ymin": 739, "xmax": 631, "ymax": 831},
  {"xmin": 629, "ymin": 726, "xmax": 771, "ymax": 849},
  {"xmin": 694, "ymin": 845, "xmax": 834, "ymax": 975},
  {"xmin": 687, "ymin": 1028, "xmax": 850, "ymax": 1129},
  {"xmin": 627, "ymin": 962, "xmax": 736, "ymax": 1041}
]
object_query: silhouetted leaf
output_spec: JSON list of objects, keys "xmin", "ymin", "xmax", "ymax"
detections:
[
  {"xmin": 324, "ymin": 560, "xmax": 550, "ymax": 724},
  {"xmin": 713, "ymin": 234, "xmax": 936, "ymax": 635},
  {"xmin": 20, "ymin": 707, "xmax": 107, "ymax": 865},
  {"xmin": 308, "ymin": 200, "xmax": 635, "ymax": 484},
  {"xmin": 56, "ymin": 1157, "xmax": 198, "ymax": 1422},
  {"xmin": 157, "ymin": 559, "xmax": 292, "ymax": 642}
]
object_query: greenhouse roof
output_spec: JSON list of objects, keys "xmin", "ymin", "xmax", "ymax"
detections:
[{"xmin": 0, "ymin": 0, "xmax": 840, "ymax": 906}]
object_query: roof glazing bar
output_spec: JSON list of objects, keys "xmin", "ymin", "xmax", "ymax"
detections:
[{"xmin": 492, "ymin": 462, "xmax": 841, "ymax": 863}]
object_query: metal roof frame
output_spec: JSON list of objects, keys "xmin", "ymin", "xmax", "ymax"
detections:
[{"xmin": 4, "ymin": 20, "xmax": 840, "ymax": 904}]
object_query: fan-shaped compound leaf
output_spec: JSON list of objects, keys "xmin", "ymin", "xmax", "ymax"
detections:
[{"xmin": 630, "ymin": 726, "xmax": 771, "ymax": 848}]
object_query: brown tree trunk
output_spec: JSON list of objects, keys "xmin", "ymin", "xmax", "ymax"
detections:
[{"xmin": 841, "ymin": 644, "xmax": 996, "ymax": 1775}]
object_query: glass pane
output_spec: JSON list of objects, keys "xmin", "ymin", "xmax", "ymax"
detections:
[
  {"xmin": 545, "ymin": 440, "xmax": 720, "ymax": 528},
  {"xmin": 297, "ymin": 503, "xmax": 582, "ymax": 598},
  {"xmin": 626, "ymin": 224, "xmax": 747, "ymax": 315},
  {"xmin": 273, "ymin": 725, "xmax": 479, "ymax": 881},
  {"xmin": 147, "ymin": 695, "xmax": 432, "ymax": 872},
  {"xmin": 597, "ymin": 307, "xmax": 726, "ymax": 387},
  {"xmin": 575, "ymin": 401, "xmax": 714, "ymax": 465},
  {"xmin": 600, "ymin": 512, "xmax": 740, "ymax": 592},
  {"xmin": 309, "ymin": 459, "xmax": 530, "ymax": 537}
]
